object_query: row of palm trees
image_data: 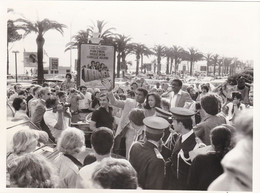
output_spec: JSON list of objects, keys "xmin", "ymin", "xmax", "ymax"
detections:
[{"xmin": 8, "ymin": 12, "xmax": 247, "ymax": 84}]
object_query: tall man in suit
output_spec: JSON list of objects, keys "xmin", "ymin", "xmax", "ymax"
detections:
[
  {"xmin": 31, "ymin": 87, "xmax": 55, "ymax": 142},
  {"xmin": 168, "ymin": 79, "xmax": 193, "ymax": 109},
  {"xmin": 129, "ymin": 116, "xmax": 170, "ymax": 189},
  {"xmin": 102, "ymin": 79, "xmax": 148, "ymax": 157},
  {"xmin": 164, "ymin": 107, "xmax": 197, "ymax": 190}
]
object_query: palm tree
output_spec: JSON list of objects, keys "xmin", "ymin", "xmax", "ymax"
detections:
[
  {"xmin": 203, "ymin": 53, "xmax": 213, "ymax": 76},
  {"xmin": 89, "ymin": 20, "xmax": 115, "ymax": 44},
  {"xmin": 7, "ymin": 8, "xmax": 25, "ymax": 75},
  {"xmin": 171, "ymin": 45, "xmax": 184, "ymax": 74},
  {"xmin": 153, "ymin": 45, "xmax": 165, "ymax": 74},
  {"xmin": 211, "ymin": 54, "xmax": 219, "ymax": 77},
  {"xmin": 218, "ymin": 57, "xmax": 224, "ymax": 76},
  {"xmin": 164, "ymin": 47, "xmax": 172, "ymax": 74},
  {"xmin": 140, "ymin": 45, "xmax": 153, "ymax": 73},
  {"xmin": 65, "ymin": 29, "xmax": 90, "ymax": 52},
  {"xmin": 16, "ymin": 18, "xmax": 66, "ymax": 84},
  {"xmin": 114, "ymin": 34, "xmax": 132, "ymax": 78},
  {"xmin": 222, "ymin": 57, "xmax": 233, "ymax": 75},
  {"xmin": 183, "ymin": 47, "xmax": 203, "ymax": 76}
]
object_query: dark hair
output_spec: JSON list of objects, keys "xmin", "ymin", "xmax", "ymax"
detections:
[
  {"xmin": 146, "ymin": 131, "xmax": 164, "ymax": 141},
  {"xmin": 99, "ymin": 93, "xmax": 109, "ymax": 102},
  {"xmin": 136, "ymin": 87, "xmax": 148, "ymax": 98},
  {"xmin": 42, "ymin": 82, "xmax": 49, "ymax": 87},
  {"xmin": 201, "ymin": 84, "xmax": 209, "ymax": 92},
  {"xmin": 91, "ymin": 127, "xmax": 114, "ymax": 155},
  {"xmin": 18, "ymin": 90, "xmax": 26, "ymax": 96},
  {"xmin": 56, "ymin": 91, "xmax": 66, "ymax": 99},
  {"xmin": 144, "ymin": 92, "xmax": 161, "ymax": 109},
  {"xmin": 171, "ymin": 79, "xmax": 183, "ymax": 87},
  {"xmin": 14, "ymin": 84, "xmax": 22, "ymax": 91},
  {"xmin": 127, "ymin": 90, "xmax": 135, "ymax": 98},
  {"xmin": 210, "ymin": 125, "xmax": 232, "ymax": 158},
  {"xmin": 130, "ymin": 82, "xmax": 138, "ymax": 87},
  {"xmin": 129, "ymin": 108, "xmax": 145, "ymax": 126},
  {"xmin": 12, "ymin": 97, "xmax": 24, "ymax": 111},
  {"xmin": 201, "ymin": 94, "xmax": 220, "ymax": 115},
  {"xmin": 92, "ymin": 159, "xmax": 138, "ymax": 189},
  {"xmin": 79, "ymin": 85, "xmax": 87, "ymax": 91},
  {"xmin": 232, "ymin": 91, "xmax": 242, "ymax": 100},
  {"xmin": 66, "ymin": 73, "xmax": 72, "ymax": 79},
  {"xmin": 45, "ymin": 96, "xmax": 58, "ymax": 109},
  {"xmin": 176, "ymin": 118, "xmax": 193, "ymax": 130}
]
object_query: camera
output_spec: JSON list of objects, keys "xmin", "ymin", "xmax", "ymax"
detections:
[{"xmin": 60, "ymin": 102, "xmax": 71, "ymax": 108}]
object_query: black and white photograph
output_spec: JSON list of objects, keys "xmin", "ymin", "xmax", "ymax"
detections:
[{"xmin": 1, "ymin": 0, "xmax": 259, "ymax": 192}]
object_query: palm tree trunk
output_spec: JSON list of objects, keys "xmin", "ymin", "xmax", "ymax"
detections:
[
  {"xmin": 136, "ymin": 55, "xmax": 140, "ymax": 76},
  {"xmin": 190, "ymin": 61, "xmax": 193, "ymax": 76},
  {"xmin": 170, "ymin": 57, "xmax": 173, "ymax": 74},
  {"xmin": 174, "ymin": 58, "xmax": 178, "ymax": 74},
  {"xmin": 117, "ymin": 52, "xmax": 121, "ymax": 78},
  {"xmin": 157, "ymin": 56, "xmax": 161, "ymax": 74},
  {"xmin": 141, "ymin": 54, "xmax": 144, "ymax": 73},
  {"xmin": 206, "ymin": 62, "xmax": 209, "ymax": 76},
  {"xmin": 166, "ymin": 57, "xmax": 169, "ymax": 74},
  {"xmin": 213, "ymin": 64, "xmax": 216, "ymax": 76},
  {"xmin": 36, "ymin": 35, "xmax": 45, "ymax": 85}
]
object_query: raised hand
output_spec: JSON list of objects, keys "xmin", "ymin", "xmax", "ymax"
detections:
[{"xmin": 101, "ymin": 79, "xmax": 113, "ymax": 91}]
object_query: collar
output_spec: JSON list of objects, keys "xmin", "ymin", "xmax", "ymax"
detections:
[
  {"xmin": 173, "ymin": 89, "xmax": 182, "ymax": 95},
  {"xmin": 147, "ymin": 139, "xmax": 159, "ymax": 148},
  {"xmin": 181, "ymin": 129, "xmax": 194, "ymax": 143}
]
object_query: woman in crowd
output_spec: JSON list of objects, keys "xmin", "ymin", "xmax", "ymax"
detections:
[
  {"xmin": 12, "ymin": 97, "xmax": 29, "ymax": 121},
  {"xmin": 144, "ymin": 92, "xmax": 161, "ymax": 117},
  {"xmin": 54, "ymin": 127, "xmax": 85, "ymax": 188},
  {"xmin": 225, "ymin": 91, "xmax": 246, "ymax": 125},
  {"xmin": 27, "ymin": 85, "xmax": 42, "ymax": 117},
  {"xmin": 188, "ymin": 125, "xmax": 233, "ymax": 190},
  {"xmin": 196, "ymin": 84, "xmax": 209, "ymax": 102},
  {"xmin": 187, "ymin": 86, "xmax": 198, "ymax": 101},
  {"xmin": 208, "ymin": 109, "xmax": 253, "ymax": 191},
  {"xmin": 8, "ymin": 153, "xmax": 57, "ymax": 188}
]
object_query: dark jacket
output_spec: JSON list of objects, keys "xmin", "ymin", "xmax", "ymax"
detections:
[{"xmin": 129, "ymin": 140, "xmax": 165, "ymax": 189}]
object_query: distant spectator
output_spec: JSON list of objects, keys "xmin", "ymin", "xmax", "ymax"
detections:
[
  {"xmin": 61, "ymin": 73, "xmax": 76, "ymax": 93},
  {"xmin": 8, "ymin": 83, "xmax": 22, "ymax": 103},
  {"xmin": 196, "ymin": 84, "xmax": 209, "ymax": 102},
  {"xmin": 12, "ymin": 97, "xmax": 29, "ymax": 121},
  {"xmin": 236, "ymin": 76, "xmax": 249, "ymax": 105}
]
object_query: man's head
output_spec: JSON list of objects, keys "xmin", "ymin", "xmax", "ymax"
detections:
[
  {"xmin": 129, "ymin": 108, "xmax": 145, "ymax": 127},
  {"xmin": 91, "ymin": 127, "xmax": 114, "ymax": 156},
  {"xmin": 135, "ymin": 88, "xmax": 148, "ymax": 103},
  {"xmin": 170, "ymin": 107, "xmax": 194, "ymax": 134},
  {"xmin": 79, "ymin": 85, "xmax": 87, "ymax": 94},
  {"xmin": 56, "ymin": 91, "xmax": 67, "ymax": 103},
  {"xmin": 143, "ymin": 117, "xmax": 169, "ymax": 142},
  {"xmin": 45, "ymin": 96, "xmax": 58, "ymax": 109},
  {"xmin": 65, "ymin": 73, "xmax": 72, "ymax": 81},
  {"xmin": 171, "ymin": 79, "xmax": 182, "ymax": 94},
  {"xmin": 38, "ymin": 87, "xmax": 51, "ymax": 101},
  {"xmin": 201, "ymin": 94, "xmax": 220, "ymax": 116},
  {"xmin": 14, "ymin": 84, "xmax": 22, "ymax": 93},
  {"xmin": 99, "ymin": 93, "xmax": 109, "ymax": 108},
  {"xmin": 130, "ymin": 82, "xmax": 138, "ymax": 91},
  {"xmin": 91, "ymin": 158, "xmax": 138, "ymax": 189}
]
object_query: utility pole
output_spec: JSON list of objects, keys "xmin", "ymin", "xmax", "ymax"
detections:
[{"xmin": 12, "ymin": 51, "xmax": 19, "ymax": 83}]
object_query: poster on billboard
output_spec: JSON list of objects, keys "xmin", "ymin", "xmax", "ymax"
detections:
[
  {"xmin": 79, "ymin": 44, "xmax": 115, "ymax": 89},
  {"xmin": 24, "ymin": 52, "xmax": 37, "ymax": 67},
  {"xmin": 49, "ymin": 57, "xmax": 59, "ymax": 70}
]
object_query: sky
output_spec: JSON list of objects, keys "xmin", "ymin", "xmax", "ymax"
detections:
[{"xmin": 3, "ymin": 1, "xmax": 260, "ymax": 74}]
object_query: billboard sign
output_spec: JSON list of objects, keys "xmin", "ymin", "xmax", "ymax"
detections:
[
  {"xmin": 49, "ymin": 57, "xmax": 59, "ymax": 70},
  {"xmin": 24, "ymin": 52, "xmax": 37, "ymax": 67},
  {"xmin": 79, "ymin": 44, "xmax": 115, "ymax": 89}
]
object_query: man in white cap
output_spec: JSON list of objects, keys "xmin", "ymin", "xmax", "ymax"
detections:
[
  {"xmin": 164, "ymin": 107, "xmax": 198, "ymax": 190},
  {"xmin": 129, "ymin": 117, "xmax": 169, "ymax": 189}
]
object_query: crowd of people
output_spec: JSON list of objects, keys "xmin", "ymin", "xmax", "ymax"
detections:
[{"xmin": 6, "ymin": 73, "xmax": 253, "ymax": 190}]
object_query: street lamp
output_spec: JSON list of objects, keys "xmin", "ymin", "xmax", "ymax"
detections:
[{"xmin": 12, "ymin": 51, "xmax": 19, "ymax": 83}]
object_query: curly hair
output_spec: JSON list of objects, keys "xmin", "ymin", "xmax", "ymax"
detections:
[
  {"xmin": 92, "ymin": 158, "xmax": 138, "ymax": 189},
  {"xmin": 12, "ymin": 128, "xmax": 39, "ymax": 155},
  {"xmin": 57, "ymin": 127, "xmax": 85, "ymax": 155},
  {"xmin": 129, "ymin": 108, "xmax": 145, "ymax": 126},
  {"xmin": 144, "ymin": 92, "xmax": 161, "ymax": 109},
  {"xmin": 8, "ymin": 153, "xmax": 57, "ymax": 188}
]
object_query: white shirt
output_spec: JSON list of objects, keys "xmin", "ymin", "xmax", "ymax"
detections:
[
  {"xmin": 43, "ymin": 109, "xmax": 70, "ymax": 140},
  {"xmin": 170, "ymin": 90, "xmax": 182, "ymax": 108},
  {"xmin": 78, "ymin": 92, "xmax": 92, "ymax": 110},
  {"xmin": 181, "ymin": 129, "xmax": 194, "ymax": 143},
  {"xmin": 12, "ymin": 110, "xmax": 29, "ymax": 121}
]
